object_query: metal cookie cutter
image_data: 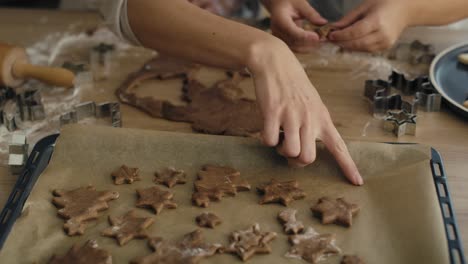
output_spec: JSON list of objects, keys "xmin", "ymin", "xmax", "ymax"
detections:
[
  {"xmin": 364, "ymin": 79, "xmax": 418, "ymax": 117},
  {"xmin": 389, "ymin": 71, "xmax": 429, "ymax": 96},
  {"xmin": 415, "ymin": 82, "xmax": 442, "ymax": 112},
  {"xmin": 16, "ymin": 89, "xmax": 46, "ymax": 122},
  {"xmin": 59, "ymin": 101, "xmax": 122, "ymax": 128},
  {"xmin": 8, "ymin": 134, "xmax": 28, "ymax": 174},
  {"xmin": 384, "ymin": 110, "xmax": 417, "ymax": 137}
]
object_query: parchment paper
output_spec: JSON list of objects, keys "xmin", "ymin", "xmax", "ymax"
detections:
[{"xmin": 0, "ymin": 125, "xmax": 449, "ymax": 264}]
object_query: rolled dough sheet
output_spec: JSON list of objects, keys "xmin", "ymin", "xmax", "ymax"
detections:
[{"xmin": 0, "ymin": 125, "xmax": 449, "ymax": 264}]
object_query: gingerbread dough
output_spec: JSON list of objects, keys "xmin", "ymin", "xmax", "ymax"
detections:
[
  {"xmin": 342, "ymin": 255, "xmax": 366, "ymax": 264},
  {"xmin": 192, "ymin": 165, "xmax": 251, "ymax": 207},
  {"xmin": 49, "ymin": 240, "xmax": 112, "ymax": 264},
  {"xmin": 131, "ymin": 229, "xmax": 222, "ymax": 264},
  {"xmin": 223, "ymin": 223, "xmax": 277, "ymax": 261},
  {"xmin": 115, "ymin": 56, "xmax": 199, "ymax": 118},
  {"xmin": 286, "ymin": 227, "xmax": 340, "ymax": 264},
  {"xmin": 163, "ymin": 74, "xmax": 263, "ymax": 136},
  {"xmin": 154, "ymin": 167, "xmax": 187, "ymax": 188},
  {"xmin": 311, "ymin": 197, "xmax": 360, "ymax": 227},
  {"xmin": 257, "ymin": 179, "xmax": 306, "ymax": 206},
  {"xmin": 195, "ymin": 212, "xmax": 222, "ymax": 228},
  {"xmin": 111, "ymin": 165, "xmax": 141, "ymax": 185},
  {"xmin": 278, "ymin": 209, "xmax": 304, "ymax": 235},
  {"xmin": 136, "ymin": 186, "xmax": 178, "ymax": 214},
  {"xmin": 302, "ymin": 21, "xmax": 336, "ymax": 39},
  {"xmin": 101, "ymin": 210, "xmax": 154, "ymax": 246},
  {"xmin": 52, "ymin": 186, "xmax": 119, "ymax": 236}
]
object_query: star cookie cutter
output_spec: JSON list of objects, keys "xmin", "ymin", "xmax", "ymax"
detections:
[
  {"xmin": 364, "ymin": 79, "xmax": 418, "ymax": 117},
  {"xmin": 59, "ymin": 101, "xmax": 122, "ymax": 128},
  {"xmin": 389, "ymin": 71, "xmax": 430, "ymax": 95},
  {"xmin": 415, "ymin": 82, "xmax": 442, "ymax": 112},
  {"xmin": 383, "ymin": 110, "xmax": 417, "ymax": 137}
]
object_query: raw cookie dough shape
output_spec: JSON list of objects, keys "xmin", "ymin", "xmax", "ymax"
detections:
[
  {"xmin": 257, "ymin": 179, "xmax": 306, "ymax": 206},
  {"xmin": 111, "ymin": 165, "xmax": 141, "ymax": 185},
  {"xmin": 136, "ymin": 186, "xmax": 178, "ymax": 214},
  {"xmin": 311, "ymin": 197, "xmax": 360, "ymax": 227},
  {"xmin": 286, "ymin": 227, "xmax": 340, "ymax": 264},
  {"xmin": 195, "ymin": 212, "xmax": 222, "ymax": 228},
  {"xmin": 49, "ymin": 240, "xmax": 112, "ymax": 264},
  {"xmin": 52, "ymin": 186, "xmax": 119, "ymax": 236},
  {"xmin": 130, "ymin": 229, "xmax": 222, "ymax": 264},
  {"xmin": 154, "ymin": 167, "xmax": 187, "ymax": 188},
  {"xmin": 163, "ymin": 73, "xmax": 263, "ymax": 136},
  {"xmin": 342, "ymin": 255, "xmax": 366, "ymax": 264},
  {"xmin": 278, "ymin": 209, "xmax": 304, "ymax": 234},
  {"xmin": 101, "ymin": 210, "xmax": 155, "ymax": 246},
  {"xmin": 115, "ymin": 56, "xmax": 199, "ymax": 118},
  {"xmin": 192, "ymin": 165, "xmax": 251, "ymax": 207},
  {"xmin": 223, "ymin": 223, "xmax": 277, "ymax": 261},
  {"xmin": 302, "ymin": 21, "xmax": 336, "ymax": 39}
]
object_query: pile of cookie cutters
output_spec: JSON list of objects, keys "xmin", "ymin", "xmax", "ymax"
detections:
[{"xmin": 364, "ymin": 71, "xmax": 442, "ymax": 137}]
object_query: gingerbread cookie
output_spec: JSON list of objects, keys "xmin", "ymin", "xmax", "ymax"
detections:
[
  {"xmin": 52, "ymin": 186, "xmax": 119, "ymax": 236},
  {"xmin": 154, "ymin": 167, "xmax": 186, "ymax": 188},
  {"xmin": 49, "ymin": 240, "xmax": 111, "ymax": 264},
  {"xmin": 257, "ymin": 179, "xmax": 306, "ymax": 206},
  {"xmin": 286, "ymin": 227, "xmax": 340, "ymax": 264},
  {"xmin": 278, "ymin": 209, "xmax": 304, "ymax": 235},
  {"xmin": 192, "ymin": 165, "xmax": 251, "ymax": 207},
  {"xmin": 131, "ymin": 229, "xmax": 222, "ymax": 264},
  {"xmin": 223, "ymin": 223, "xmax": 277, "ymax": 261},
  {"xmin": 311, "ymin": 197, "xmax": 360, "ymax": 227},
  {"xmin": 101, "ymin": 210, "xmax": 154, "ymax": 246},
  {"xmin": 196, "ymin": 212, "xmax": 222, "ymax": 228},
  {"xmin": 136, "ymin": 186, "xmax": 178, "ymax": 214},
  {"xmin": 111, "ymin": 165, "xmax": 141, "ymax": 185},
  {"xmin": 342, "ymin": 255, "xmax": 366, "ymax": 264},
  {"xmin": 302, "ymin": 21, "xmax": 336, "ymax": 39}
]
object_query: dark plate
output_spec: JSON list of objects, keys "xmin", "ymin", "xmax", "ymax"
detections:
[{"xmin": 430, "ymin": 42, "xmax": 468, "ymax": 118}]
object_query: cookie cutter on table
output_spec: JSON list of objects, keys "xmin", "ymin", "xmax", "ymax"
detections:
[
  {"xmin": 383, "ymin": 110, "xmax": 417, "ymax": 137},
  {"xmin": 59, "ymin": 101, "xmax": 122, "ymax": 128},
  {"xmin": 0, "ymin": 88, "xmax": 46, "ymax": 131},
  {"xmin": 8, "ymin": 134, "xmax": 28, "ymax": 175},
  {"xmin": 364, "ymin": 79, "xmax": 419, "ymax": 117}
]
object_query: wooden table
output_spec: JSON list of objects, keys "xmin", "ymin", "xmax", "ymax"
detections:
[{"xmin": 1, "ymin": 7, "xmax": 467, "ymax": 255}]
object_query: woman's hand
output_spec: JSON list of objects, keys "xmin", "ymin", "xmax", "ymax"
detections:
[
  {"xmin": 328, "ymin": 0, "xmax": 410, "ymax": 52},
  {"xmin": 248, "ymin": 38, "xmax": 363, "ymax": 185},
  {"xmin": 262, "ymin": 0, "xmax": 328, "ymax": 53}
]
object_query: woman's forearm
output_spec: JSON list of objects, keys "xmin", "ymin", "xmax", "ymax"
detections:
[
  {"xmin": 127, "ymin": 0, "xmax": 284, "ymax": 73},
  {"xmin": 408, "ymin": 0, "xmax": 468, "ymax": 26}
]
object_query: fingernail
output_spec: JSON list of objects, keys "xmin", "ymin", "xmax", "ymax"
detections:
[{"xmin": 357, "ymin": 175, "xmax": 364, "ymax": 186}]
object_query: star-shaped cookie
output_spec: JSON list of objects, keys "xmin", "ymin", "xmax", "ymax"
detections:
[
  {"xmin": 192, "ymin": 165, "xmax": 251, "ymax": 207},
  {"xmin": 311, "ymin": 197, "xmax": 360, "ymax": 227},
  {"xmin": 136, "ymin": 186, "xmax": 177, "ymax": 214},
  {"xmin": 52, "ymin": 186, "xmax": 119, "ymax": 236},
  {"xmin": 111, "ymin": 165, "xmax": 141, "ymax": 185},
  {"xmin": 101, "ymin": 210, "xmax": 154, "ymax": 246},
  {"xmin": 286, "ymin": 227, "xmax": 340, "ymax": 264},
  {"xmin": 224, "ymin": 223, "xmax": 277, "ymax": 261},
  {"xmin": 49, "ymin": 240, "xmax": 111, "ymax": 264},
  {"xmin": 196, "ymin": 212, "xmax": 222, "ymax": 228},
  {"xmin": 278, "ymin": 209, "xmax": 304, "ymax": 235},
  {"xmin": 257, "ymin": 179, "xmax": 306, "ymax": 206},
  {"xmin": 131, "ymin": 229, "xmax": 222, "ymax": 264},
  {"xmin": 153, "ymin": 167, "xmax": 187, "ymax": 188}
]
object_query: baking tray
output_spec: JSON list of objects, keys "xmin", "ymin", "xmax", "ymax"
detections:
[
  {"xmin": 430, "ymin": 42, "xmax": 468, "ymax": 118},
  {"xmin": 0, "ymin": 134, "xmax": 465, "ymax": 264}
]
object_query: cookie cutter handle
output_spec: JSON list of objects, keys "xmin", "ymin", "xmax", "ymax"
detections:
[
  {"xmin": 0, "ymin": 134, "xmax": 59, "ymax": 250},
  {"xmin": 431, "ymin": 148, "xmax": 466, "ymax": 264}
]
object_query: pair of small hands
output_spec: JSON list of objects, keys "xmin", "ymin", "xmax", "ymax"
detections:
[{"xmin": 267, "ymin": 0, "xmax": 410, "ymax": 53}]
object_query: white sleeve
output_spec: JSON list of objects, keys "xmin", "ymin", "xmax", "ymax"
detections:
[{"xmin": 98, "ymin": 0, "xmax": 142, "ymax": 46}]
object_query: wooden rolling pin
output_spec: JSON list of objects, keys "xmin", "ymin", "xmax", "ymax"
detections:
[{"xmin": 0, "ymin": 43, "xmax": 75, "ymax": 88}]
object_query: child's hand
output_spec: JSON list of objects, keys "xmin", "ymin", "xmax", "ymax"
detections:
[
  {"xmin": 329, "ymin": 0, "xmax": 409, "ymax": 52},
  {"xmin": 262, "ymin": 0, "xmax": 328, "ymax": 53}
]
